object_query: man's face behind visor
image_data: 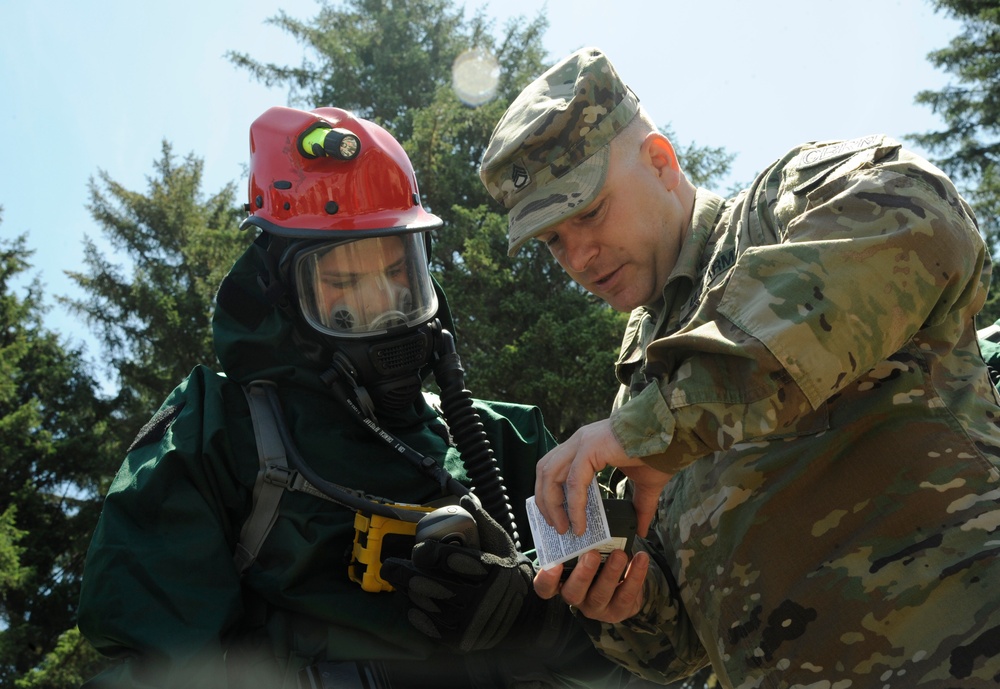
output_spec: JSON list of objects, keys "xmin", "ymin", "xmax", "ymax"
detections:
[{"xmin": 294, "ymin": 234, "xmax": 438, "ymax": 338}]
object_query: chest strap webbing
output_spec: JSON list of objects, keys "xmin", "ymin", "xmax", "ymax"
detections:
[{"xmin": 234, "ymin": 381, "xmax": 340, "ymax": 574}]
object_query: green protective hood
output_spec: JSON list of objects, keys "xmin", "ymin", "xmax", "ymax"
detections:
[{"xmin": 212, "ymin": 233, "xmax": 458, "ymax": 389}]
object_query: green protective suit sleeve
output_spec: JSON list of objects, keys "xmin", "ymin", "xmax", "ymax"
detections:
[{"xmin": 79, "ymin": 368, "xmax": 252, "ymax": 688}]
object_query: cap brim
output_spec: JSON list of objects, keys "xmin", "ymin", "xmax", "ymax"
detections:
[{"xmin": 506, "ymin": 146, "xmax": 610, "ymax": 256}]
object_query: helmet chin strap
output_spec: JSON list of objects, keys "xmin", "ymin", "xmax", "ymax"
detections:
[{"xmin": 329, "ymin": 351, "xmax": 378, "ymax": 420}]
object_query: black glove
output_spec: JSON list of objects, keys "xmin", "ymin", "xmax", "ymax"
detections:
[{"xmin": 382, "ymin": 495, "xmax": 561, "ymax": 653}]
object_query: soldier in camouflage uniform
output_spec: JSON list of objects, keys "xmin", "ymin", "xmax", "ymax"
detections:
[{"xmin": 479, "ymin": 47, "xmax": 1000, "ymax": 688}]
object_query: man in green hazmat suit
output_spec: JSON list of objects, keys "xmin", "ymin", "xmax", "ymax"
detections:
[{"xmin": 77, "ymin": 106, "xmax": 641, "ymax": 689}]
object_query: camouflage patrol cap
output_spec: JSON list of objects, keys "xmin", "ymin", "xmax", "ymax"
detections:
[{"xmin": 480, "ymin": 47, "xmax": 639, "ymax": 256}]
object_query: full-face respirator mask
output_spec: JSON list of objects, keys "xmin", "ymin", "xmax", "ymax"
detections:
[
  {"xmin": 293, "ymin": 234, "xmax": 437, "ymax": 338},
  {"xmin": 285, "ymin": 232, "xmax": 441, "ymax": 413}
]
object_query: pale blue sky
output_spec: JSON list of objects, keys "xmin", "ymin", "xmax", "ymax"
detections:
[{"xmin": 1, "ymin": 0, "xmax": 960, "ymax": 368}]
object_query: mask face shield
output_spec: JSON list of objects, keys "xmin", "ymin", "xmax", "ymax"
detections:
[{"xmin": 293, "ymin": 233, "xmax": 438, "ymax": 339}]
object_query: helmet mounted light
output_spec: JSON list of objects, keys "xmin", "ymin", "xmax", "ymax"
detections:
[{"xmin": 299, "ymin": 124, "xmax": 362, "ymax": 161}]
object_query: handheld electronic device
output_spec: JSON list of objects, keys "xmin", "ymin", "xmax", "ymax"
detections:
[
  {"xmin": 559, "ymin": 499, "xmax": 637, "ymax": 580},
  {"xmin": 414, "ymin": 504, "xmax": 480, "ymax": 549}
]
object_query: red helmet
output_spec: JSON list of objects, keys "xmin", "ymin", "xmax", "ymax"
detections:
[
  {"xmin": 240, "ymin": 106, "xmax": 441, "ymax": 238},
  {"xmin": 242, "ymin": 107, "xmax": 443, "ymax": 341}
]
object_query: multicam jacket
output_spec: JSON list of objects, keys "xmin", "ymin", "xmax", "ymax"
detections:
[{"xmin": 585, "ymin": 135, "xmax": 1000, "ymax": 688}]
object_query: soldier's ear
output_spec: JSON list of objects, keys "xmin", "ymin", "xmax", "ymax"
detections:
[{"xmin": 643, "ymin": 132, "xmax": 682, "ymax": 191}]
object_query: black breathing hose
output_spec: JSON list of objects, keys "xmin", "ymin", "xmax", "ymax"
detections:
[{"xmin": 431, "ymin": 329, "xmax": 520, "ymax": 550}]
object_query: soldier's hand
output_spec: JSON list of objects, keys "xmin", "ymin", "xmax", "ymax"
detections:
[
  {"xmin": 534, "ymin": 548, "xmax": 649, "ymax": 624},
  {"xmin": 534, "ymin": 419, "xmax": 670, "ymax": 537}
]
